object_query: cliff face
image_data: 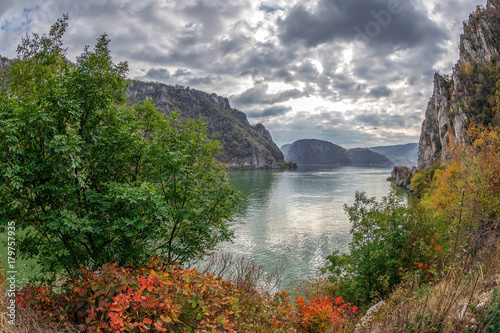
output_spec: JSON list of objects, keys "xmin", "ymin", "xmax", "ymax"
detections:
[
  {"xmin": 418, "ymin": 1, "xmax": 500, "ymax": 169},
  {"xmin": 127, "ymin": 80, "xmax": 285, "ymax": 169},
  {"xmin": 286, "ymin": 139, "xmax": 353, "ymax": 165}
]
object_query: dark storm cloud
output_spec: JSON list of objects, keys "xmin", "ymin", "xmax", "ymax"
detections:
[
  {"xmin": 279, "ymin": 0, "xmax": 445, "ymax": 49},
  {"xmin": 187, "ymin": 75, "xmax": 220, "ymax": 86},
  {"xmin": 231, "ymin": 84, "xmax": 308, "ymax": 106},
  {"xmin": 353, "ymin": 110, "xmax": 421, "ymax": 127},
  {"xmin": 369, "ymin": 85, "xmax": 392, "ymax": 97},
  {"xmin": 247, "ymin": 105, "xmax": 292, "ymax": 118},
  {"xmin": 142, "ymin": 68, "xmax": 171, "ymax": 82}
]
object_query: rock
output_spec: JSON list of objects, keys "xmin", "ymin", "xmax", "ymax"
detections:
[
  {"xmin": 355, "ymin": 301, "xmax": 386, "ymax": 332},
  {"xmin": 253, "ymin": 123, "xmax": 273, "ymax": 143},
  {"xmin": 389, "ymin": 166, "xmax": 416, "ymax": 191}
]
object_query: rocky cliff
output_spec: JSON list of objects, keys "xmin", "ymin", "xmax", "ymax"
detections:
[
  {"xmin": 127, "ymin": 80, "xmax": 285, "ymax": 169},
  {"xmin": 348, "ymin": 148, "xmax": 394, "ymax": 167},
  {"xmin": 285, "ymin": 139, "xmax": 352, "ymax": 165},
  {"xmin": 388, "ymin": 166, "xmax": 417, "ymax": 191},
  {"xmin": 418, "ymin": 0, "xmax": 500, "ymax": 169}
]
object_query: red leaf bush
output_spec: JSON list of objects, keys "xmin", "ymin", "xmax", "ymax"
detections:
[{"xmin": 18, "ymin": 258, "xmax": 358, "ymax": 332}]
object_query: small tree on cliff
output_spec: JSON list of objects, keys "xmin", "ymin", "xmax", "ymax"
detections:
[{"xmin": 0, "ymin": 16, "xmax": 240, "ymax": 279}]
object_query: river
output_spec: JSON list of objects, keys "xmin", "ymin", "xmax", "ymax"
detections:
[{"xmin": 220, "ymin": 165, "xmax": 394, "ymax": 289}]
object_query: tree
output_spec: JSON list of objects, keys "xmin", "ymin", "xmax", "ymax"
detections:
[
  {"xmin": 0, "ymin": 16, "xmax": 240, "ymax": 279},
  {"xmin": 324, "ymin": 189, "xmax": 424, "ymax": 304}
]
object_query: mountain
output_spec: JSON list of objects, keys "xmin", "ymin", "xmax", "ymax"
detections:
[
  {"xmin": 348, "ymin": 148, "xmax": 394, "ymax": 167},
  {"xmin": 127, "ymin": 81, "xmax": 285, "ymax": 169},
  {"xmin": 282, "ymin": 139, "xmax": 395, "ymax": 166},
  {"xmin": 286, "ymin": 139, "xmax": 352, "ymax": 165},
  {"xmin": 368, "ymin": 143, "xmax": 418, "ymax": 167},
  {"xmin": 418, "ymin": 1, "xmax": 500, "ymax": 169}
]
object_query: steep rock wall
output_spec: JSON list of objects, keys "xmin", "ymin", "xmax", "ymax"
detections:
[{"xmin": 418, "ymin": 1, "xmax": 500, "ymax": 169}]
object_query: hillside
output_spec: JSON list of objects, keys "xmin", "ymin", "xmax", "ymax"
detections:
[
  {"xmin": 368, "ymin": 143, "xmax": 418, "ymax": 167},
  {"xmin": 127, "ymin": 81, "xmax": 285, "ymax": 169},
  {"xmin": 348, "ymin": 148, "xmax": 393, "ymax": 167},
  {"xmin": 282, "ymin": 140, "xmax": 393, "ymax": 166},
  {"xmin": 284, "ymin": 139, "xmax": 352, "ymax": 165}
]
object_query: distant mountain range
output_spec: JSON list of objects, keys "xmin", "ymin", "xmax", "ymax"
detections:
[
  {"xmin": 280, "ymin": 139, "xmax": 394, "ymax": 167},
  {"xmin": 367, "ymin": 143, "xmax": 418, "ymax": 167}
]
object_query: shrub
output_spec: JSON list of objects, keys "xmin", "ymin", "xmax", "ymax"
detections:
[
  {"xmin": 294, "ymin": 297, "xmax": 357, "ymax": 333},
  {"xmin": 16, "ymin": 258, "xmax": 299, "ymax": 332},
  {"xmin": 324, "ymin": 189, "xmax": 443, "ymax": 305}
]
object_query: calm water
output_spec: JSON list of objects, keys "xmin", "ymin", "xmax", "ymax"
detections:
[{"xmin": 221, "ymin": 165, "xmax": 393, "ymax": 288}]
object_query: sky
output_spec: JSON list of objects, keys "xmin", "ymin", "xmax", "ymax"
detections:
[{"xmin": 0, "ymin": 0, "xmax": 488, "ymax": 147}]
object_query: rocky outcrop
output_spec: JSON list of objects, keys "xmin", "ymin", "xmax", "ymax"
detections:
[
  {"xmin": 127, "ymin": 80, "xmax": 285, "ymax": 169},
  {"xmin": 286, "ymin": 139, "xmax": 352, "ymax": 165},
  {"xmin": 369, "ymin": 143, "xmax": 418, "ymax": 167},
  {"xmin": 418, "ymin": 1, "xmax": 500, "ymax": 169},
  {"xmin": 388, "ymin": 166, "xmax": 416, "ymax": 191},
  {"xmin": 348, "ymin": 148, "xmax": 393, "ymax": 167}
]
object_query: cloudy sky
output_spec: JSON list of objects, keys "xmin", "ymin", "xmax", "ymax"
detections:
[{"xmin": 0, "ymin": 0, "xmax": 488, "ymax": 147}]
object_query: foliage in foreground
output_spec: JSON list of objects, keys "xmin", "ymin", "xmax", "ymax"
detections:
[
  {"xmin": 7, "ymin": 258, "xmax": 357, "ymax": 333},
  {"xmin": 324, "ymin": 189, "xmax": 442, "ymax": 305},
  {"xmin": 0, "ymin": 16, "xmax": 240, "ymax": 280},
  {"xmin": 330, "ymin": 126, "xmax": 500, "ymax": 331}
]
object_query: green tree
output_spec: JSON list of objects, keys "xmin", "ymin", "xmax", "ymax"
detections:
[
  {"xmin": 324, "ymin": 189, "xmax": 414, "ymax": 304},
  {"xmin": 0, "ymin": 16, "xmax": 239, "ymax": 279}
]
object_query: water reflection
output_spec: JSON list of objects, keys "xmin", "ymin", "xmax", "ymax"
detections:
[{"xmin": 222, "ymin": 165, "xmax": 393, "ymax": 288}]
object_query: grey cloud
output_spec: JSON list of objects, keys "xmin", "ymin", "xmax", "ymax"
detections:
[
  {"xmin": 247, "ymin": 105, "xmax": 292, "ymax": 118},
  {"xmin": 369, "ymin": 85, "xmax": 392, "ymax": 97},
  {"xmin": 231, "ymin": 84, "xmax": 307, "ymax": 106},
  {"xmin": 187, "ymin": 75, "xmax": 220, "ymax": 86},
  {"xmin": 353, "ymin": 110, "xmax": 421, "ymax": 128},
  {"xmin": 279, "ymin": 0, "xmax": 446, "ymax": 49},
  {"xmin": 142, "ymin": 68, "xmax": 171, "ymax": 82},
  {"xmin": 0, "ymin": 0, "xmax": 15, "ymax": 18},
  {"xmin": 174, "ymin": 68, "xmax": 192, "ymax": 77}
]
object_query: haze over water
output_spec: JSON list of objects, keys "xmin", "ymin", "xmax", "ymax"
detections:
[{"xmin": 221, "ymin": 165, "xmax": 393, "ymax": 288}]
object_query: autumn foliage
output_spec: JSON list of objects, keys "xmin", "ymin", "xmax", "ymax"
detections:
[
  {"xmin": 14, "ymin": 258, "xmax": 357, "ymax": 333},
  {"xmin": 423, "ymin": 125, "xmax": 500, "ymax": 225},
  {"xmin": 295, "ymin": 297, "xmax": 357, "ymax": 333}
]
